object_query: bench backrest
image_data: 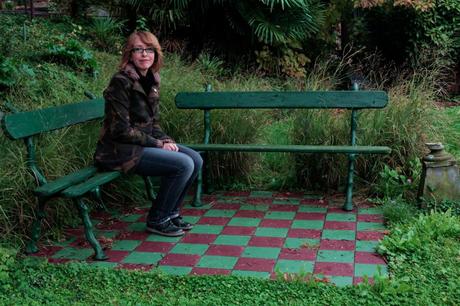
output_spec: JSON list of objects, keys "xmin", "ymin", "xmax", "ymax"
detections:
[
  {"xmin": 2, "ymin": 99, "xmax": 105, "ymax": 140},
  {"xmin": 175, "ymin": 91, "xmax": 388, "ymax": 110}
]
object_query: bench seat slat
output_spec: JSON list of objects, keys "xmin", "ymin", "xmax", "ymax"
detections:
[
  {"xmin": 62, "ymin": 171, "xmax": 121, "ymax": 198},
  {"xmin": 184, "ymin": 144, "xmax": 391, "ymax": 154},
  {"xmin": 175, "ymin": 91, "xmax": 388, "ymax": 109},
  {"xmin": 34, "ymin": 167, "xmax": 98, "ymax": 197},
  {"xmin": 2, "ymin": 99, "xmax": 105, "ymax": 140}
]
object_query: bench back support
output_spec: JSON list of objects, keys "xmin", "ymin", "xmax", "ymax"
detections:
[
  {"xmin": 2, "ymin": 99, "xmax": 105, "ymax": 140},
  {"xmin": 176, "ymin": 91, "xmax": 388, "ymax": 110}
]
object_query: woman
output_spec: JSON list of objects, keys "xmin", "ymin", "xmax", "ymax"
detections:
[{"xmin": 94, "ymin": 31, "xmax": 202, "ymax": 237}]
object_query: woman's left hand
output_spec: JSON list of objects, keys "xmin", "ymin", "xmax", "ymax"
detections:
[{"xmin": 163, "ymin": 142, "xmax": 179, "ymax": 151}]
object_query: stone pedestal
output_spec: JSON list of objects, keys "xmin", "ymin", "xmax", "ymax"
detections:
[{"xmin": 418, "ymin": 143, "xmax": 460, "ymax": 201}]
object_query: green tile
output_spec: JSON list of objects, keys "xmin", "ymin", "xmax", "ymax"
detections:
[
  {"xmin": 358, "ymin": 207, "xmax": 383, "ymax": 214},
  {"xmin": 190, "ymin": 225, "xmax": 223, "ymax": 234},
  {"xmin": 111, "ymin": 240, "xmax": 142, "ymax": 251},
  {"xmin": 284, "ymin": 238, "xmax": 319, "ymax": 249},
  {"xmin": 298, "ymin": 206, "xmax": 327, "ymax": 213},
  {"xmin": 158, "ymin": 266, "xmax": 192, "ymax": 275},
  {"xmin": 120, "ymin": 214, "xmax": 143, "ymax": 222},
  {"xmin": 321, "ymin": 230, "xmax": 355, "ymax": 240},
  {"xmin": 317, "ymin": 250, "xmax": 354, "ymax": 263},
  {"xmin": 303, "ymin": 194, "xmax": 324, "ymax": 199},
  {"xmin": 170, "ymin": 243, "xmax": 209, "ymax": 255},
  {"xmin": 356, "ymin": 241, "xmax": 379, "ymax": 252},
  {"xmin": 204, "ymin": 209, "xmax": 236, "ymax": 218},
  {"xmin": 54, "ymin": 237, "xmax": 76, "ymax": 247},
  {"xmin": 196, "ymin": 255, "xmax": 238, "ymax": 269},
  {"xmin": 95, "ymin": 230, "xmax": 119, "ymax": 239},
  {"xmin": 273, "ymin": 199, "xmax": 300, "ymax": 205},
  {"xmin": 275, "ymin": 260, "xmax": 314, "ymax": 274},
  {"xmin": 183, "ymin": 203, "xmax": 213, "ymax": 210},
  {"xmin": 232, "ymin": 270, "xmax": 270, "ymax": 279},
  {"xmin": 122, "ymin": 251, "xmax": 163, "ymax": 264},
  {"xmin": 357, "ymin": 222, "xmax": 386, "ymax": 231},
  {"xmin": 240, "ymin": 204, "xmax": 269, "ymax": 211},
  {"xmin": 145, "ymin": 234, "xmax": 182, "ymax": 243},
  {"xmin": 214, "ymin": 235, "xmax": 250, "ymax": 246},
  {"xmin": 228, "ymin": 217, "xmax": 261, "ymax": 227},
  {"xmin": 90, "ymin": 262, "xmax": 118, "ymax": 268},
  {"xmin": 90, "ymin": 219, "xmax": 101, "ymax": 226},
  {"xmin": 328, "ymin": 276, "xmax": 353, "ymax": 287},
  {"xmin": 183, "ymin": 216, "xmax": 201, "ymax": 224},
  {"xmin": 265, "ymin": 211, "xmax": 296, "ymax": 220},
  {"xmin": 326, "ymin": 213, "xmax": 356, "ymax": 222},
  {"xmin": 52, "ymin": 248, "xmax": 93, "ymax": 260},
  {"xmin": 217, "ymin": 198, "xmax": 245, "ymax": 203},
  {"xmin": 291, "ymin": 220, "xmax": 324, "ymax": 229},
  {"xmin": 254, "ymin": 227, "xmax": 288, "ymax": 238},
  {"xmin": 354, "ymin": 264, "xmax": 388, "ymax": 277},
  {"xmin": 242, "ymin": 247, "xmax": 281, "ymax": 259},
  {"xmin": 250, "ymin": 191, "xmax": 273, "ymax": 198},
  {"xmin": 127, "ymin": 222, "xmax": 146, "ymax": 232}
]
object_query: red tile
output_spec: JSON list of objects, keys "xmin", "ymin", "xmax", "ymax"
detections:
[
  {"xmin": 135, "ymin": 241, "xmax": 174, "ymax": 253},
  {"xmin": 223, "ymin": 191, "xmax": 250, "ymax": 197},
  {"xmin": 287, "ymin": 229, "xmax": 321, "ymax": 239},
  {"xmin": 279, "ymin": 248, "xmax": 317, "ymax": 260},
  {"xmin": 212, "ymin": 203, "xmax": 241, "ymax": 210},
  {"xmin": 259, "ymin": 219, "xmax": 292, "ymax": 228},
  {"xmin": 273, "ymin": 192, "xmax": 304, "ymax": 198},
  {"xmin": 221, "ymin": 226, "xmax": 256, "ymax": 236},
  {"xmin": 202, "ymin": 195, "xmax": 217, "ymax": 203},
  {"xmin": 314, "ymin": 262, "xmax": 354, "ymax": 276},
  {"xmin": 117, "ymin": 263, "xmax": 153, "ymax": 271},
  {"xmin": 327, "ymin": 207, "xmax": 357, "ymax": 214},
  {"xmin": 64, "ymin": 228, "xmax": 84, "ymax": 236},
  {"xmin": 357, "ymin": 232, "xmax": 385, "ymax": 241},
  {"xmin": 191, "ymin": 267, "xmax": 231, "ymax": 275},
  {"xmin": 248, "ymin": 237, "xmax": 284, "ymax": 248},
  {"xmin": 90, "ymin": 211, "xmax": 113, "ymax": 220},
  {"xmin": 197, "ymin": 217, "xmax": 230, "ymax": 226},
  {"xmin": 205, "ymin": 245, "xmax": 244, "ymax": 257},
  {"xmin": 116, "ymin": 231, "xmax": 150, "ymax": 240},
  {"xmin": 48, "ymin": 258, "xmax": 71, "ymax": 264},
  {"xmin": 234, "ymin": 210, "xmax": 265, "ymax": 218},
  {"xmin": 357, "ymin": 214, "xmax": 384, "ymax": 222},
  {"xmin": 319, "ymin": 240, "xmax": 355, "ymax": 251},
  {"xmin": 269, "ymin": 205, "xmax": 298, "ymax": 212},
  {"xmin": 159, "ymin": 254, "xmax": 201, "ymax": 267},
  {"xmin": 103, "ymin": 250, "xmax": 130, "ymax": 263},
  {"xmin": 247, "ymin": 198, "xmax": 273, "ymax": 204},
  {"xmin": 29, "ymin": 245, "xmax": 63, "ymax": 257},
  {"xmin": 97, "ymin": 220, "xmax": 129, "ymax": 230},
  {"xmin": 295, "ymin": 212, "xmax": 325, "ymax": 220},
  {"xmin": 324, "ymin": 221, "xmax": 356, "ymax": 230},
  {"xmin": 300, "ymin": 199, "xmax": 327, "ymax": 206},
  {"xmin": 353, "ymin": 277, "xmax": 375, "ymax": 285},
  {"xmin": 137, "ymin": 215, "xmax": 147, "ymax": 222},
  {"xmin": 355, "ymin": 252, "xmax": 386, "ymax": 264},
  {"xmin": 181, "ymin": 208, "xmax": 206, "ymax": 216},
  {"xmin": 181, "ymin": 233, "xmax": 217, "ymax": 244},
  {"xmin": 234, "ymin": 258, "xmax": 276, "ymax": 272}
]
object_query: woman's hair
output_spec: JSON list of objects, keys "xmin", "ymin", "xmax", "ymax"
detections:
[{"xmin": 119, "ymin": 31, "xmax": 164, "ymax": 72}]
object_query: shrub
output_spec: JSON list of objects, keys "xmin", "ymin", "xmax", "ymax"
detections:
[{"xmin": 87, "ymin": 17, "xmax": 124, "ymax": 52}]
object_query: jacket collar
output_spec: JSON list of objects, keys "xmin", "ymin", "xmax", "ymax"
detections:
[{"xmin": 121, "ymin": 63, "xmax": 160, "ymax": 97}]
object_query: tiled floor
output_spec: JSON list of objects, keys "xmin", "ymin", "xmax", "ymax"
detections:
[{"xmin": 32, "ymin": 191, "xmax": 388, "ymax": 286}]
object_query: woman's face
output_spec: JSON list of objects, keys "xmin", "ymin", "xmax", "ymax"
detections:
[{"xmin": 130, "ymin": 36, "xmax": 155, "ymax": 76}]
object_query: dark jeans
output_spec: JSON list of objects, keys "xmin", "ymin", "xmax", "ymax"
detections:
[{"xmin": 134, "ymin": 144, "xmax": 202, "ymax": 225}]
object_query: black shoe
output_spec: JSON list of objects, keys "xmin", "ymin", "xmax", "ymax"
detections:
[
  {"xmin": 171, "ymin": 216, "xmax": 193, "ymax": 231},
  {"xmin": 146, "ymin": 220, "xmax": 184, "ymax": 237}
]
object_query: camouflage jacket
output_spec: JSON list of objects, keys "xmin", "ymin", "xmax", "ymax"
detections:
[{"xmin": 94, "ymin": 64, "xmax": 173, "ymax": 173}]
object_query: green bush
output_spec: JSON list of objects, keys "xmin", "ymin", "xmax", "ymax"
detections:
[{"xmin": 87, "ymin": 17, "xmax": 124, "ymax": 52}]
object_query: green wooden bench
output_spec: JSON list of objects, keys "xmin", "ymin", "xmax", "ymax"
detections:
[
  {"xmin": 1, "ymin": 97, "xmax": 156, "ymax": 261},
  {"xmin": 175, "ymin": 86, "xmax": 391, "ymax": 210}
]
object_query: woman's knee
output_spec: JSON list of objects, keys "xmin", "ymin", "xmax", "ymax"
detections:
[{"xmin": 175, "ymin": 155, "xmax": 195, "ymax": 177}]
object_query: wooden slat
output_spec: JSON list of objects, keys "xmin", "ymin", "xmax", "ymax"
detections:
[
  {"xmin": 183, "ymin": 144, "xmax": 391, "ymax": 154},
  {"xmin": 34, "ymin": 167, "xmax": 98, "ymax": 197},
  {"xmin": 2, "ymin": 99, "xmax": 105, "ymax": 140},
  {"xmin": 62, "ymin": 171, "xmax": 121, "ymax": 198},
  {"xmin": 175, "ymin": 91, "xmax": 388, "ymax": 110}
]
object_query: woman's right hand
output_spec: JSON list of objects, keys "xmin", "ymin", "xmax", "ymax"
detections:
[{"xmin": 162, "ymin": 142, "xmax": 179, "ymax": 151}]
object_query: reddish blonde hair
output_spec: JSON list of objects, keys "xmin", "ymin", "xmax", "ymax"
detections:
[{"xmin": 119, "ymin": 31, "xmax": 163, "ymax": 73}]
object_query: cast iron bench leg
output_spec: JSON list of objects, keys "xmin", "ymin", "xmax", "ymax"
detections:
[
  {"xmin": 343, "ymin": 153, "xmax": 356, "ymax": 211},
  {"xmin": 26, "ymin": 196, "xmax": 48, "ymax": 254},
  {"xmin": 90, "ymin": 186, "xmax": 107, "ymax": 212},
  {"xmin": 73, "ymin": 197, "xmax": 108, "ymax": 260},
  {"xmin": 143, "ymin": 176, "xmax": 157, "ymax": 202},
  {"xmin": 193, "ymin": 168, "xmax": 203, "ymax": 207}
]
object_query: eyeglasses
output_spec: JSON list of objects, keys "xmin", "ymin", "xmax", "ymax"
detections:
[{"xmin": 131, "ymin": 47, "xmax": 156, "ymax": 54}]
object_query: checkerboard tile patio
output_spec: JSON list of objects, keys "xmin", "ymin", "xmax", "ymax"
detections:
[{"xmin": 31, "ymin": 191, "xmax": 389, "ymax": 286}]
